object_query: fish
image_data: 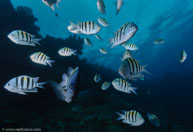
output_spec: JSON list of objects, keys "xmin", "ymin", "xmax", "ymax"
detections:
[
  {"xmin": 68, "ymin": 21, "xmax": 101, "ymax": 35},
  {"xmin": 58, "ymin": 47, "xmax": 77, "ymax": 56},
  {"xmin": 179, "ymin": 50, "xmax": 187, "ymax": 63},
  {"xmin": 147, "ymin": 113, "xmax": 160, "ymax": 127},
  {"xmin": 116, "ymin": 110, "xmax": 145, "ymax": 126},
  {"xmin": 30, "ymin": 52, "xmax": 55, "ymax": 67},
  {"xmin": 4, "ymin": 75, "xmax": 46, "ymax": 95},
  {"xmin": 101, "ymin": 81, "xmax": 111, "ymax": 90},
  {"xmin": 99, "ymin": 48, "xmax": 107, "ymax": 54},
  {"xmin": 154, "ymin": 38, "xmax": 165, "ymax": 45},
  {"xmin": 95, "ymin": 34, "xmax": 102, "ymax": 40},
  {"xmin": 121, "ymin": 50, "xmax": 132, "ymax": 61},
  {"xmin": 115, "ymin": 0, "xmax": 124, "ymax": 15},
  {"xmin": 98, "ymin": 18, "xmax": 109, "ymax": 27},
  {"xmin": 112, "ymin": 78, "xmax": 137, "ymax": 94},
  {"xmin": 122, "ymin": 43, "xmax": 138, "ymax": 51},
  {"xmin": 97, "ymin": 0, "xmax": 106, "ymax": 14},
  {"xmin": 119, "ymin": 58, "xmax": 150, "ymax": 80},
  {"xmin": 49, "ymin": 67, "xmax": 79, "ymax": 103},
  {"xmin": 8, "ymin": 30, "xmax": 41, "ymax": 46},
  {"xmin": 84, "ymin": 38, "xmax": 92, "ymax": 46},
  {"xmin": 109, "ymin": 22, "xmax": 138, "ymax": 48},
  {"xmin": 42, "ymin": 0, "xmax": 61, "ymax": 11},
  {"xmin": 94, "ymin": 73, "xmax": 102, "ymax": 82}
]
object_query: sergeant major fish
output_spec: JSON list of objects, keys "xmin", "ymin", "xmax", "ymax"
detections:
[
  {"xmin": 4, "ymin": 75, "xmax": 46, "ymax": 95},
  {"xmin": 119, "ymin": 58, "xmax": 150, "ymax": 80},
  {"xmin": 49, "ymin": 67, "xmax": 79, "ymax": 103},
  {"xmin": 84, "ymin": 38, "xmax": 93, "ymax": 46},
  {"xmin": 68, "ymin": 21, "xmax": 101, "ymax": 35},
  {"xmin": 58, "ymin": 47, "xmax": 77, "ymax": 56},
  {"xmin": 122, "ymin": 43, "xmax": 138, "ymax": 51},
  {"xmin": 101, "ymin": 81, "xmax": 111, "ymax": 90},
  {"xmin": 112, "ymin": 78, "xmax": 137, "ymax": 94},
  {"xmin": 30, "ymin": 52, "xmax": 55, "ymax": 67},
  {"xmin": 97, "ymin": 0, "xmax": 106, "ymax": 14},
  {"xmin": 98, "ymin": 18, "xmax": 109, "ymax": 27},
  {"xmin": 95, "ymin": 34, "xmax": 102, "ymax": 40},
  {"xmin": 115, "ymin": 0, "xmax": 124, "ymax": 15},
  {"xmin": 8, "ymin": 30, "xmax": 41, "ymax": 46},
  {"xmin": 94, "ymin": 73, "xmax": 102, "ymax": 82},
  {"xmin": 116, "ymin": 110, "xmax": 145, "ymax": 126},
  {"xmin": 147, "ymin": 113, "xmax": 160, "ymax": 127},
  {"xmin": 109, "ymin": 22, "xmax": 138, "ymax": 48},
  {"xmin": 121, "ymin": 50, "xmax": 132, "ymax": 61},
  {"xmin": 99, "ymin": 48, "xmax": 107, "ymax": 54}
]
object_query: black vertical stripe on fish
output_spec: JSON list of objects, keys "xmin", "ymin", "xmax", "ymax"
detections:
[
  {"xmin": 17, "ymin": 31, "xmax": 20, "ymax": 39},
  {"xmin": 129, "ymin": 111, "xmax": 132, "ymax": 122},
  {"xmin": 133, "ymin": 111, "xmax": 136, "ymax": 122},
  {"xmin": 88, "ymin": 21, "xmax": 91, "ymax": 32},
  {"xmin": 36, "ymin": 53, "xmax": 42, "ymax": 60},
  {"xmin": 21, "ymin": 31, "xmax": 24, "ymax": 41},
  {"xmin": 40, "ymin": 53, "xmax": 45, "ymax": 62},
  {"xmin": 27, "ymin": 77, "xmax": 30, "ymax": 90},
  {"xmin": 127, "ymin": 58, "xmax": 133, "ymax": 74},
  {"xmin": 130, "ymin": 58, "xmax": 136, "ymax": 74},
  {"xmin": 21, "ymin": 76, "xmax": 24, "ymax": 90},
  {"xmin": 16, "ymin": 77, "xmax": 18, "ymax": 88},
  {"xmin": 84, "ymin": 22, "xmax": 87, "ymax": 32},
  {"xmin": 42, "ymin": 54, "xmax": 47, "ymax": 63},
  {"xmin": 132, "ymin": 59, "xmax": 139, "ymax": 72},
  {"xmin": 92, "ymin": 22, "xmax": 95, "ymax": 30}
]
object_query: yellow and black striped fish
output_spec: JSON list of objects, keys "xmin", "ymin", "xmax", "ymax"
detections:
[
  {"xmin": 122, "ymin": 43, "xmax": 138, "ymax": 51},
  {"xmin": 147, "ymin": 113, "xmax": 160, "ymax": 127},
  {"xmin": 8, "ymin": 30, "xmax": 41, "ymax": 46},
  {"xmin": 4, "ymin": 75, "xmax": 46, "ymax": 95},
  {"xmin": 58, "ymin": 47, "xmax": 77, "ymax": 56},
  {"xmin": 98, "ymin": 18, "xmax": 109, "ymax": 27},
  {"xmin": 101, "ymin": 81, "xmax": 111, "ymax": 90},
  {"xmin": 116, "ymin": 110, "xmax": 145, "ymax": 126},
  {"xmin": 30, "ymin": 52, "xmax": 55, "ymax": 67}
]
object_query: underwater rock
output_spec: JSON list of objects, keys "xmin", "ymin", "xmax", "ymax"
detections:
[{"xmin": 105, "ymin": 125, "xmax": 127, "ymax": 132}]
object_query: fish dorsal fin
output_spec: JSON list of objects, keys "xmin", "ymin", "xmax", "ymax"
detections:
[
  {"xmin": 61, "ymin": 73, "xmax": 69, "ymax": 86},
  {"xmin": 67, "ymin": 67, "xmax": 74, "ymax": 76}
]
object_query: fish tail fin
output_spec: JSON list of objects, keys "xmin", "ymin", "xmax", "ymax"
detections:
[
  {"xmin": 51, "ymin": 5, "xmax": 55, "ymax": 11},
  {"xmin": 72, "ymin": 50, "xmax": 77, "ymax": 56},
  {"xmin": 33, "ymin": 38, "xmax": 41, "ymax": 46},
  {"xmin": 116, "ymin": 112, "xmax": 124, "ymax": 120},
  {"xmin": 108, "ymin": 38, "xmax": 114, "ymax": 48},
  {"xmin": 37, "ymin": 82, "xmax": 47, "ymax": 88},
  {"xmin": 143, "ymin": 64, "xmax": 151, "ymax": 75},
  {"xmin": 130, "ymin": 87, "xmax": 138, "ymax": 95},
  {"xmin": 69, "ymin": 21, "xmax": 78, "ymax": 31},
  {"xmin": 47, "ymin": 59, "xmax": 55, "ymax": 67}
]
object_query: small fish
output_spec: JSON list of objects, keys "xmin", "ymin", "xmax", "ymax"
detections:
[
  {"xmin": 101, "ymin": 81, "xmax": 111, "ymax": 90},
  {"xmin": 58, "ymin": 47, "xmax": 77, "ymax": 56},
  {"xmin": 99, "ymin": 48, "xmax": 107, "ymax": 54},
  {"xmin": 179, "ymin": 50, "xmax": 187, "ymax": 63},
  {"xmin": 116, "ymin": 110, "xmax": 145, "ymax": 126},
  {"xmin": 4, "ymin": 75, "xmax": 46, "ymax": 95},
  {"xmin": 94, "ymin": 73, "xmax": 102, "ymax": 82},
  {"xmin": 122, "ymin": 43, "xmax": 138, "ymax": 51},
  {"xmin": 84, "ymin": 38, "xmax": 92, "ymax": 46},
  {"xmin": 119, "ymin": 58, "xmax": 150, "ymax": 80},
  {"xmin": 109, "ymin": 22, "xmax": 138, "ymax": 48},
  {"xmin": 112, "ymin": 78, "xmax": 137, "ymax": 94},
  {"xmin": 154, "ymin": 38, "xmax": 165, "ymax": 45},
  {"xmin": 8, "ymin": 30, "xmax": 41, "ymax": 46},
  {"xmin": 95, "ymin": 34, "xmax": 102, "ymax": 40},
  {"xmin": 115, "ymin": 0, "xmax": 124, "ymax": 15},
  {"xmin": 97, "ymin": 0, "xmax": 106, "ymax": 14},
  {"xmin": 121, "ymin": 50, "xmax": 132, "ymax": 61},
  {"xmin": 147, "ymin": 113, "xmax": 160, "ymax": 127},
  {"xmin": 30, "ymin": 52, "xmax": 55, "ymax": 67},
  {"xmin": 49, "ymin": 67, "xmax": 79, "ymax": 103},
  {"xmin": 42, "ymin": 0, "xmax": 61, "ymax": 11},
  {"xmin": 98, "ymin": 18, "xmax": 109, "ymax": 27},
  {"xmin": 68, "ymin": 21, "xmax": 101, "ymax": 35}
]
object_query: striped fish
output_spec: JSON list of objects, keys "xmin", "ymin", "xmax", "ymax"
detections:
[
  {"xmin": 109, "ymin": 22, "xmax": 138, "ymax": 48},
  {"xmin": 147, "ymin": 113, "xmax": 160, "ymax": 127},
  {"xmin": 84, "ymin": 38, "xmax": 92, "ymax": 46},
  {"xmin": 30, "ymin": 52, "xmax": 55, "ymax": 67},
  {"xmin": 42, "ymin": 0, "xmax": 61, "ymax": 11},
  {"xmin": 115, "ymin": 0, "xmax": 124, "ymax": 15},
  {"xmin": 101, "ymin": 81, "xmax": 111, "ymax": 90},
  {"xmin": 58, "ymin": 47, "xmax": 77, "ymax": 56},
  {"xmin": 112, "ymin": 78, "xmax": 137, "ymax": 94},
  {"xmin": 116, "ymin": 110, "xmax": 145, "ymax": 126},
  {"xmin": 97, "ymin": 0, "xmax": 106, "ymax": 14},
  {"xmin": 4, "ymin": 75, "xmax": 46, "ymax": 95},
  {"xmin": 121, "ymin": 50, "xmax": 132, "ymax": 61},
  {"xmin": 94, "ymin": 73, "xmax": 102, "ymax": 82},
  {"xmin": 98, "ymin": 18, "xmax": 109, "ymax": 27},
  {"xmin": 99, "ymin": 48, "xmax": 107, "ymax": 54},
  {"xmin": 7, "ymin": 30, "xmax": 41, "ymax": 46},
  {"xmin": 68, "ymin": 21, "xmax": 101, "ymax": 35},
  {"xmin": 122, "ymin": 43, "xmax": 138, "ymax": 51},
  {"xmin": 119, "ymin": 58, "xmax": 150, "ymax": 80}
]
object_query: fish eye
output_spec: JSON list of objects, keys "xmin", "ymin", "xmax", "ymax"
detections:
[
  {"xmin": 130, "ymin": 25, "xmax": 133, "ymax": 28},
  {"xmin": 8, "ymin": 83, "xmax": 10, "ymax": 86}
]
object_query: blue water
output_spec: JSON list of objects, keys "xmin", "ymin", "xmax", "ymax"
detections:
[{"xmin": 0, "ymin": 0, "xmax": 193, "ymax": 131}]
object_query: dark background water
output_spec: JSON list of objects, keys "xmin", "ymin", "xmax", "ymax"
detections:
[{"xmin": 0, "ymin": 0, "xmax": 193, "ymax": 132}]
